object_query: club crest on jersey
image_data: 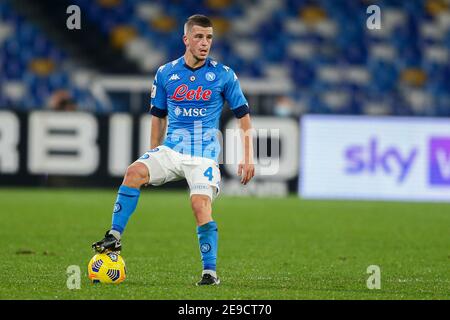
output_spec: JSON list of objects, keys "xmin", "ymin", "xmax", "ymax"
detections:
[
  {"xmin": 190, "ymin": 76, "xmax": 195, "ymax": 82},
  {"xmin": 205, "ymin": 72, "xmax": 216, "ymax": 81},
  {"xmin": 172, "ymin": 84, "xmax": 212, "ymax": 101}
]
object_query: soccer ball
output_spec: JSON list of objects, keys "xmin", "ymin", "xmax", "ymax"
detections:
[{"xmin": 88, "ymin": 252, "xmax": 126, "ymax": 284}]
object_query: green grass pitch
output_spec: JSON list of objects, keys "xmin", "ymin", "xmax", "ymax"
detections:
[{"xmin": 0, "ymin": 188, "xmax": 449, "ymax": 300}]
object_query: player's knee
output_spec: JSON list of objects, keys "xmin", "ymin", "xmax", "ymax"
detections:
[
  {"xmin": 191, "ymin": 195, "xmax": 211, "ymax": 216},
  {"xmin": 123, "ymin": 163, "xmax": 149, "ymax": 188}
]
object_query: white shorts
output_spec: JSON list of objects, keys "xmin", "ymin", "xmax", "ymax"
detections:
[{"xmin": 135, "ymin": 146, "xmax": 221, "ymax": 201}]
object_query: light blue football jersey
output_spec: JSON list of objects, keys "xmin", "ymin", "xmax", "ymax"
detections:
[{"xmin": 150, "ymin": 56, "xmax": 249, "ymax": 162}]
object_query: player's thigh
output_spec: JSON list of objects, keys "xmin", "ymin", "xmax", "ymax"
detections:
[
  {"xmin": 185, "ymin": 161, "xmax": 221, "ymax": 201},
  {"xmin": 135, "ymin": 146, "xmax": 182, "ymax": 185}
]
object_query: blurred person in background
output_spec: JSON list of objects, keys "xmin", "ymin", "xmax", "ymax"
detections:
[
  {"xmin": 47, "ymin": 89, "xmax": 77, "ymax": 111},
  {"xmin": 274, "ymin": 95, "xmax": 297, "ymax": 117}
]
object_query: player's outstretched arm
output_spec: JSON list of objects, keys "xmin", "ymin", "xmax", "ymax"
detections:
[
  {"xmin": 150, "ymin": 115, "xmax": 167, "ymax": 149},
  {"xmin": 237, "ymin": 114, "xmax": 255, "ymax": 185}
]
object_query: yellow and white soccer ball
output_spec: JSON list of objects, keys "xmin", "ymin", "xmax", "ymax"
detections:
[{"xmin": 88, "ymin": 252, "xmax": 126, "ymax": 284}]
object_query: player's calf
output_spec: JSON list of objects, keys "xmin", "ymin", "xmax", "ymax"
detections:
[
  {"xmin": 191, "ymin": 194, "xmax": 213, "ymax": 226},
  {"xmin": 92, "ymin": 163, "xmax": 148, "ymax": 254},
  {"xmin": 191, "ymin": 195, "xmax": 219, "ymax": 285}
]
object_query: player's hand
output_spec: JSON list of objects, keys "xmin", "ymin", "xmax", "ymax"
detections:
[{"xmin": 238, "ymin": 162, "xmax": 255, "ymax": 185}]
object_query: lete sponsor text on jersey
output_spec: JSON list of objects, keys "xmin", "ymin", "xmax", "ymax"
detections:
[{"xmin": 172, "ymin": 84, "xmax": 212, "ymax": 101}]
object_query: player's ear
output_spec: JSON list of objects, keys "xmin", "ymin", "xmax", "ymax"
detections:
[{"xmin": 183, "ymin": 34, "xmax": 188, "ymax": 46}]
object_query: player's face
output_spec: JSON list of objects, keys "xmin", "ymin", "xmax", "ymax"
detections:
[{"xmin": 184, "ymin": 25, "xmax": 213, "ymax": 61}]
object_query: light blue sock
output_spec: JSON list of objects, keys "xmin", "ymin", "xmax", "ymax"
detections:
[
  {"xmin": 111, "ymin": 185, "xmax": 140, "ymax": 234},
  {"xmin": 197, "ymin": 221, "xmax": 218, "ymax": 271}
]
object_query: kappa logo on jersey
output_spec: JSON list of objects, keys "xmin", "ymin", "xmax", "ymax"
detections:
[
  {"xmin": 169, "ymin": 74, "xmax": 180, "ymax": 81},
  {"xmin": 172, "ymin": 84, "xmax": 212, "ymax": 101}
]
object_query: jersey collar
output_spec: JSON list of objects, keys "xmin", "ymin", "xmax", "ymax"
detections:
[{"xmin": 182, "ymin": 56, "xmax": 210, "ymax": 72}]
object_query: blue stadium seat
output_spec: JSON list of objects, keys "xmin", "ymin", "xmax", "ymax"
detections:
[{"xmin": 289, "ymin": 59, "xmax": 316, "ymax": 88}]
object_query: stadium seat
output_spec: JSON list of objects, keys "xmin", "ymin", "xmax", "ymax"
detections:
[
  {"xmin": 1, "ymin": 0, "xmax": 449, "ymax": 115},
  {"xmin": 0, "ymin": 2, "xmax": 104, "ymax": 111}
]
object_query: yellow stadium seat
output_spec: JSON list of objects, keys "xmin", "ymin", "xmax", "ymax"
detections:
[
  {"xmin": 401, "ymin": 68, "xmax": 427, "ymax": 87},
  {"xmin": 151, "ymin": 16, "xmax": 177, "ymax": 32},
  {"xmin": 206, "ymin": 0, "xmax": 231, "ymax": 10},
  {"xmin": 300, "ymin": 5, "xmax": 327, "ymax": 25},
  {"xmin": 210, "ymin": 17, "xmax": 230, "ymax": 36},
  {"xmin": 29, "ymin": 58, "xmax": 55, "ymax": 76},
  {"xmin": 425, "ymin": 0, "xmax": 449, "ymax": 16},
  {"xmin": 111, "ymin": 25, "xmax": 137, "ymax": 49},
  {"xmin": 97, "ymin": 0, "xmax": 122, "ymax": 8}
]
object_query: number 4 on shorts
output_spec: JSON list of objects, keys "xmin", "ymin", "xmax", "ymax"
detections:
[{"xmin": 203, "ymin": 167, "xmax": 213, "ymax": 181}]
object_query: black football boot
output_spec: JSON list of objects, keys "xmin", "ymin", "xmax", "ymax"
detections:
[{"xmin": 92, "ymin": 230, "xmax": 122, "ymax": 253}]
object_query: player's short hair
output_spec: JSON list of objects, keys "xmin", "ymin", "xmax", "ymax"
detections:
[{"xmin": 184, "ymin": 14, "xmax": 212, "ymax": 35}]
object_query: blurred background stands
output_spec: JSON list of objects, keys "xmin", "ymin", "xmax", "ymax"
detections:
[{"xmin": 0, "ymin": 0, "xmax": 449, "ymax": 116}]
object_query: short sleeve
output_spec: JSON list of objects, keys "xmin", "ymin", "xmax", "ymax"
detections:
[
  {"xmin": 150, "ymin": 66, "xmax": 168, "ymax": 117},
  {"xmin": 223, "ymin": 68, "xmax": 249, "ymax": 118}
]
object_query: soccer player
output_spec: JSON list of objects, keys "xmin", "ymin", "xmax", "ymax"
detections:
[{"xmin": 92, "ymin": 14, "xmax": 255, "ymax": 286}]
